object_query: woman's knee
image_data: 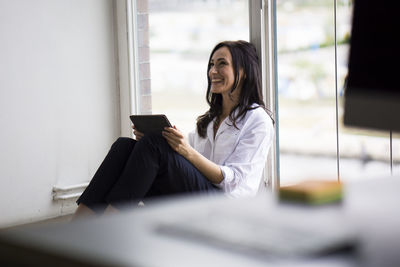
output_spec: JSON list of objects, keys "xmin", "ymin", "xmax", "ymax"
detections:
[
  {"xmin": 138, "ymin": 134, "xmax": 166, "ymax": 146},
  {"xmin": 116, "ymin": 137, "xmax": 135, "ymax": 143},
  {"xmin": 111, "ymin": 137, "xmax": 136, "ymax": 150},
  {"xmin": 136, "ymin": 134, "xmax": 172, "ymax": 155}
]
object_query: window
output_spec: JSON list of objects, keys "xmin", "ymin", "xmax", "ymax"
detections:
[
  {"xmin": 121, "ymin": 0, "xmax": 279, "ymax": 187},
  {"xmin": 276, "ymin": 0, "xmax": 395, "ymax": 186},
  {"xmin": 125, "ymin": 0, "xmax": 396, "ymax": 189},
  {"xmin": 141, "ymin": 0, "xmax": 249, "ymax": 135}
]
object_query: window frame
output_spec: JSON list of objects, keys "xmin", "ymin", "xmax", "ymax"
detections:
[
  {"xmin": 115, "ymin": 0, "xmax": 140, "ymax": 138},
  {"xmin": 119, "ymin": 0, "xmax": 280, "ymax": 189},
  {"xmin": 249, "ymin": 0, "xmax": 279, "ymax": 190}
]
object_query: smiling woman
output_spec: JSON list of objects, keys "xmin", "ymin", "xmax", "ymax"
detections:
[
  {"xmin": 209, "ymin": 47, "xmax": 237, "ymax": 95},
  {"xmin": 209, "ymin": 46, "xmax": 240, "ymax": 137},
  {"xmin": 73, "ymin": 40, "xmax": 274, "ymax": 219},
  {"xmin": 197, "ymin": 41, "xmax": 268, "ymax": 138}
]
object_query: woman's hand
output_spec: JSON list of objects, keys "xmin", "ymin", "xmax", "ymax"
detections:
[
  {"xmin": 162, "ymin": 126, "xmax": 193, "ymax": 159},
  {"xmin": 132, "ymin": 125, "xmax": 144, "ymax": 141},
  {"xmin": 163, "ymin": 126, "xmax": 223, "ymax": 184}
]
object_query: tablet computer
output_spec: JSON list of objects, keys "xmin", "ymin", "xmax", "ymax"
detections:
[{"xmin": 129, "ymin": 114, "xmax": 172, "ymax": 135}]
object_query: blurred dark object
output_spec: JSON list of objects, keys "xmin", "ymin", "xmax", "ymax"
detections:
[{"xmin": 344, "ymin": 0, "xmax": 400, "ymax": 132}]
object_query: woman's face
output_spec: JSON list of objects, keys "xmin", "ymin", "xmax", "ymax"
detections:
[{"xmin": 208, "ymin": 47, "xmax": 238, "ymax": 95}]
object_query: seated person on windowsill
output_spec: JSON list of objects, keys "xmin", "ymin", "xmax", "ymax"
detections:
[{"xmin": 73, "ymin": 40, "xmax": 274, "ymax": 219}]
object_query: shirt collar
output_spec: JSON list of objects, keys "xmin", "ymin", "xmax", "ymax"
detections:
[{"xmin": 206, "ymin": 103, "xmax": 260, "ymax": 141}]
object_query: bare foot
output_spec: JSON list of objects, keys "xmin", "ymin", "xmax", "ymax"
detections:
[
  {"xmin": 71, "ymin": 204, "xmax": 97, "ymax": 222},
  {"xmin": 103, "ymin": 204, "xmax": 120, "ymax": 215}
]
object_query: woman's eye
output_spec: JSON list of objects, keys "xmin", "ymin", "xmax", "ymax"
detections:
[{"xmin": 209, "ymin": 61, "xmax": 227, "ymax": 70}]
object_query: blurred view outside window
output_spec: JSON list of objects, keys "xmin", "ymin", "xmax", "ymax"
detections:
[
  {"xmin": 136, "ymin": 0, "xmax": 399, "ymax": 187},
  {"xmin": 277, "ymin": 0, "xmax": 397, "ymax": 185},
  {"xmin": 140, "ymin": 0, "xmax": 248, "ymax": 135}
]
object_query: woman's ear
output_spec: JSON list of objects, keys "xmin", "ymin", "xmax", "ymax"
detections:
[{"xmin": 240, "ymin": 69, "xmax": 246, "ymax": 81}]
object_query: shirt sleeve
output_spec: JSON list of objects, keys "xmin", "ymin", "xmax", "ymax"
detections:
[
  {"xmin": 188, "ymin": 130, "xmax": 195, "ymax": 147},
  {"xmin": 217, "ymin": 112, "xmax": 274, "ymax": 195}
]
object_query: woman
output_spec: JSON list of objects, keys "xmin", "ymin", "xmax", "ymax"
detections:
[{"xmin": 74, "ymin": 40, "xmax": 274, "ymax": 218}]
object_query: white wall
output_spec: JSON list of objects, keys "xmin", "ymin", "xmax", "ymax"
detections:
[{"xmin": 0, "ymin": 0, "xmax": 120, "ymax": 227}]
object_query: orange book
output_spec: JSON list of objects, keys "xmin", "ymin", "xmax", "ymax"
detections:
[{"xmin": 279, "ymin": 180, "xmax": 343, "ymax": 205}]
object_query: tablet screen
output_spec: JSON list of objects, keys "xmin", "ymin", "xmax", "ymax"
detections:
[{"xmin": 129, "ymin": 114, "xmax": 172, "ymax": 135}]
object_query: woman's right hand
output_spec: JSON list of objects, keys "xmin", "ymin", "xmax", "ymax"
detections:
[{"xmin": 132, "ymin": 125, "xmax": 144, "ymax": 141}]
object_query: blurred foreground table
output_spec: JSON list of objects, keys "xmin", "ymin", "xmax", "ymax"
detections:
[{"xmin": 1, "ymin": 176, "xmax": 400, "ymax": 267}]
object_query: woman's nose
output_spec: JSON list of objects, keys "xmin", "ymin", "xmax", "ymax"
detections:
[{"xmin": 209, "ymin": 66, "xmax": 217, "ymax": 74}]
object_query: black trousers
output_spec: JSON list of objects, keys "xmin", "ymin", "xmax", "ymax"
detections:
[{"xmin": 77, "ymin": 135, "xmax": 221, "ymax": 213}]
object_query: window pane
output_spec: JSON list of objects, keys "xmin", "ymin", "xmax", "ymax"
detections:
[
  {"xmin": 393, "ymin": 137, "xmax": 400, "ymax": 176},
  {"xmin": 277, "ymin": 0, "xmax": 338, "ymax": 185},
  {"xmin": 277, "ymin": 0, "xmax": 393, "ymax": 185},
  {"xmin": 144, "ymin": 0, "xmax": 249, "ymax": 135},
  {"xmin": 337, "ymin": 1, "xmax": 392, "ymax": 181}
]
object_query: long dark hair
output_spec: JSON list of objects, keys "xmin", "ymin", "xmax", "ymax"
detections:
[{"xmin": 196, "ymin": 40, "xmax": 271, "ymax": 138}]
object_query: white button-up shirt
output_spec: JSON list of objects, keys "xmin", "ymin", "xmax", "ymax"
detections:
[{"xmin": 188, "ymin": 105, "xmax": 274, "ymax": 197}]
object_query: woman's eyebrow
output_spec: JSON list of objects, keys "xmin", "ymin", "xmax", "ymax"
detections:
[{"xmin": 210, "ymin": 57, "xmax": 227, "ymax": 63}]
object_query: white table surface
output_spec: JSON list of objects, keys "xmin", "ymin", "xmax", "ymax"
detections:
[{"xmin": 1, "ymin": 176, "xmax": 400, "ymax": 267}]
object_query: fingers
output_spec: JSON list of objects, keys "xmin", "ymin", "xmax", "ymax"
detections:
[
  {"xmin": 162, "ymin": 131, "xmax": 178, "ymax": 146},
  {"xmin": 134, "ymin": 131, "xmax": 144, "ymax": 140},
  {"xmin": 163, "ymin": 126, "xmax": 183, "ymax": 138},
  {"xmin": 131, "ymin": 124, "xmax": 183, "ymax": 144},
  {"xmin": 162, "ymin": 128, "xmax": 182, "ymax": 143},
  {"xmin": 132, "ymin": 124, "xmax": 144, "ymax": 140},
  {"xmin": 162, "ymin": 128, "xmax": 184, "ymax": 151}
]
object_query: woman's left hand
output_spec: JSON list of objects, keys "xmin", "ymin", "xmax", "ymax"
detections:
[{"xmin": 162, "ymin": 126, "xmax": 192, "ymax": 158}]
